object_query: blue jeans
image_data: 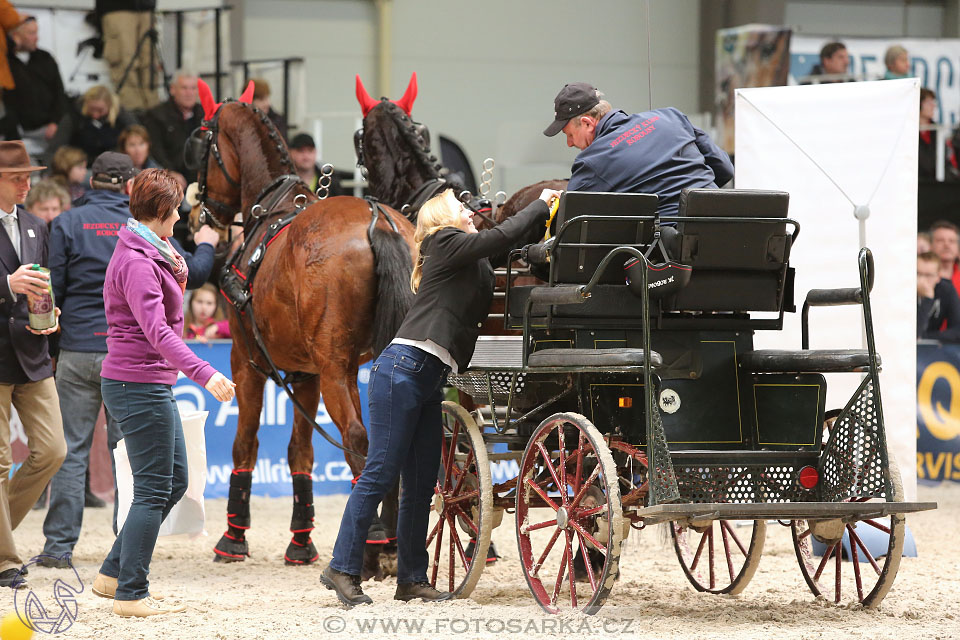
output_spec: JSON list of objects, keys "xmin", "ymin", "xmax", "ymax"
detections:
[
  {"xmin": 99, "ymin": 379, "xmax": 187, "ymax": 601},
  {"xmin": 43, "ymin": 350, "xmax": 122, "ymax": 556},
  {"xmin": 330, "ymin": 343, "xmax": 449, "ymax": 583}
]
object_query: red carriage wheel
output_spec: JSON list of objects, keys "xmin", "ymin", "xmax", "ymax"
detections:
[
  {"xmin": 425, "ymin": 401, "xmax": 492, "ymax": 598},
  {"xmin": 515, "ymin": 413, "xmax": 623, "ymax": 615},
  {"xmin": 672, "ymin": 519, "xmax": 766, "ymax": 595}
]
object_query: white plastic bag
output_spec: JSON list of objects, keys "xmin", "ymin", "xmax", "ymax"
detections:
[{"xmin": 115, "ymin": 409, "xmax": 209, "ymax": 537}]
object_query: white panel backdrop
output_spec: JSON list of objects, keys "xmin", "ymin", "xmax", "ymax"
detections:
[{"xmin": 735, "ymin": 79, "xmax": 918, "ymax": 500}]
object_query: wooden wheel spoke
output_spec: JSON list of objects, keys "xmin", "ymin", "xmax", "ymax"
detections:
[
  {"xmin": 814, "ymin": 542, "xmax": 835, "ymax": 581},
  {"xmin": 569, "ymin": 520, "xmax": 606, "ymax": 556},
  {"xmin": 573, "ymin": 431, "xmax": 585, "ymax": 497},
  {"xmin": 451, "ymin": 505, "xmax": 479, "ymax": 536},
  {"xmin": 535, "ymin": 442, "xmax": 564, "ymax": 499},
  {"xmin": 557, "ymin": 424, "xmax": 567, "ymax": 500},
  {"xmin": 575, "ymin": 529, "xmax": 598, "ymax": 591},
  {"xmin": 568, "ymin": 464, "xmax": 602, "ymax": 511},
  {"xmin": 552, "ymin": 539, "xmax": 570, "ymax": 605},
  {"xmin": 524, "ymin": 518, "xmax": 558, "ymax": 533},
  {"xmin": 451, "ymin": 449, "xmax": 475, "ymax": 496},
  {"xmin": 532, "ymin": 528, "xmax": 562, "ymax": 576},
  {"xmin": 720, "ymin": 522, "xmax": 736, "ymax": 583},
  {"xmin": 848, "ymin": 526, "xmax": 882, "ymax": 574},
  {"xmin": 525, "ymin": 477, "xmax": 561, "ymax": 511},
  {"xmin": 442, "ymin": 422, "xmax": 461, "ymax": 491},
  {"xmin": 708, "ymin": 527, "xmax": 716, "ymax": 590},
  {"xmin": 861, "ymin": 518, "xmax": 892, "ymax": 535},
  {"xmin": 565, "ymin": 530, "xmax": 578, "ymax": 609},
  {"xmin": 575, "ymin": 504, "xmax": 608, "ymax": 519},
  {"xmin": 834, "ymin": 538, "xmax": 842, "ymax": 603},
  {"xmin": 426, "ymin": 516, "xmax": 442, "ymax": 547},
  {"xmin": 849, "ymin": 528, "xmax": 864, "ymax": 602},
  {"xmin": 690, "ymin": 528, "xmax": 709, "ymax": 571},
  {"xmin": 446, "ymin": 488, "xmax": 480, "ymax": 505},
  {"xmin": 430, "ymin": 515, "xmax": 446, "ymax": 585},
  {"xmin": 720, "ymin": 520, "xmax": 748, "ymax": 557},
  {"xmin": 447, "ymin": 514, "xmax": 469, "ymax": 568}
]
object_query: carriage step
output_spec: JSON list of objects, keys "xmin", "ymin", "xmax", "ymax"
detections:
[
  {"xmin": 740, "ymin": 349, "xmax": 878, "ymax": 373},
  {"xmin": 633, "ymin": 501, "xmax": 937, "ymax": 525},
  {"xmin": 527, "ymin": 348, "xmax": 662, "ymax": 368}
]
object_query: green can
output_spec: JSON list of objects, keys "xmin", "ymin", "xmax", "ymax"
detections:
[{"xmin": 27, "ymin": 265, "xmax": 56, "ymax": 331}]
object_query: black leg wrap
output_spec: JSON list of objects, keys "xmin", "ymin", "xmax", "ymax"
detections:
[
  {"xmin": 214, "ymin": 470, "xmax": 252, "ymax": 563},
  {"xmin": 284, "ymin": 473, "xmax": 318, "ymax": 566}
]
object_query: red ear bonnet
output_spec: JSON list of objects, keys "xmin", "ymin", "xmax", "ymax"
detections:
[
  {"xmin": 238, "ymin": 80, "xmax": 255, "ymax": 104},
  {"xmin": 393, "ymin": 72, "xmax": 417, "ymax": 116},
  {"xmin": 356, "ymin": 75, "xmax": 379, "ymax": 117},
  {"xmin": 197, "ymin": 78, "xmax": 220, "ymax": 123}
]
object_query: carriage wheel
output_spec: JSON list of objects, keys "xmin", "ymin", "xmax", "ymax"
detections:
[
  {"xmin": 425, "ymin": 401, "xmax": 493, "ymax": 598},
  {"xmin": 791, "ymin": 444, "xmax": 905, "ymax": 608},
  {"xmin": 671, "ymin": 520, "xmax": 766, "ymax": 595},
  {"xmin": 516, "ymin": 413, "xmax": 623, "ymax": 615}
]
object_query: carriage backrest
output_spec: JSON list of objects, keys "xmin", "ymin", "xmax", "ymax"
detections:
[
  {"xmin": 663, "ymin": 188, "xmax": 793, "ymax": 312},
  {"xmin": 552, "ymin": 191, "xmax": 658, "ymax": 284}
]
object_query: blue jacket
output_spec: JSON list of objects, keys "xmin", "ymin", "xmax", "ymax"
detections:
[
  {"xmin": 48, "ymin": 189, "xmax": 215, "ymax": 352},
  {"xmin": 567, "ymin": 108, "xmax": 734, "ymax": 217}
]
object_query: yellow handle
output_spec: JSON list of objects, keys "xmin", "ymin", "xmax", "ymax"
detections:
[{"xmin": 543, "ymin": 197, "xmax": 561, "ymax": 242}]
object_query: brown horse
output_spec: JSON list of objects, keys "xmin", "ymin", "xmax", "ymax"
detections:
[{"xmin": 191, "ymin": 83, "xmax": 416, "ymax": 566}]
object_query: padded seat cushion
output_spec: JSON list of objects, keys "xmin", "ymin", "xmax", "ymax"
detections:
[
  {"xmin": 527, "ymin": 348, "xmax": 662, "ymax": 368},
  {"xmin": 740, "ymin": 349, "xmax": 878, "ymax": 373}
]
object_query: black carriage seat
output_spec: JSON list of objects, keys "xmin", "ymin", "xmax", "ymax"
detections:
[
  {"xmin": 740, "ymin": 349, "xmax": 879, "ymax": 373},
  {"xmin": 465, "ymin": 336, "xmax": 662, "ymax": 370},
  {"xmin": 662, "ymin": 188, "xmax": 794, "ymax": 313}
]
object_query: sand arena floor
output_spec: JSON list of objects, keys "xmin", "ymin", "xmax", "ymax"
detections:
[{"xmin": 6, "ymin": 482, "xmax": 959, "ymax": 640}]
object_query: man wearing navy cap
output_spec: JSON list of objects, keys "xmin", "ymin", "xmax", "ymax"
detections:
[{"xmin": 544, "ymin": 82, "xmax": 733, "ymax": 217}]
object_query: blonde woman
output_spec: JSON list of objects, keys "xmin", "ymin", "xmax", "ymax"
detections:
[
  {"xmin": 321, "ymin": 187, "xmax": 560, "ymax": 606},
  {"xmin": 49, "ymin": 85, "xmax": 137, "ymax": 166}
]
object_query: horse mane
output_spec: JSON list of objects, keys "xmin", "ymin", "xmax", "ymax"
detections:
[{"xmin": 362, "ymin": 100, "xmax": 456, "ymax": 208}]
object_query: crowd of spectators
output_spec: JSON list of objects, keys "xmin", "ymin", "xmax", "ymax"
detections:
[{"xmin": 918, "ymin": 221, "xmax": 960, "ymax": 342}]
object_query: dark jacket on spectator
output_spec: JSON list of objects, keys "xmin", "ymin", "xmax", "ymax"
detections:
[
  {"xmin": 918, "ymin": 279, "xmax": 960, "ymax": 342},
  {"xmin": 48, "ymin": 188, "xmax": 215, "ymax": 353},
  {"xmin": 5, "ymin": 46, "xmax": 69, "ymax": 131},
  {"xmin": 95, "ymin": 0, "xmax": 155, "ymax": 15},
  {"xmin": 141, "ymin": 98, "xmax": 203, "ymax": 181},
  {"xmin": 49, "ymin": 100, "xmax": 139, "ymax": 167}
]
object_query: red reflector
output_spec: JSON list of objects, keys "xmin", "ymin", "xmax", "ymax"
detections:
[
  {"xmin": 618, "ymin": 397, "xmax": 633, "ymax": 408},
  {"xmin": 798, "ymin": 466, "xmax": 819, "ymax": 489}
]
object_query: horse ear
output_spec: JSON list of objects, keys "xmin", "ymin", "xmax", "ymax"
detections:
[
  {"xmin": 197, "ymin": 78, "xmax": 218, "ymax": 121},
  {"xmin": 356, "ymin": 75, "xmax": 379, "ymax": 118},
  {"xmin": 392, "ymin": 72, "xmax": 417, "ymax": 115},
  {"xmin": 238, "ymin": 80, "xmax": 255, "ymax": 104}
]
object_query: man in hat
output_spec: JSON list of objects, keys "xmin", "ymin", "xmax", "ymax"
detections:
[
  {"xmin": 0, "ymin": 140, "xmax": 67, "ymax": 588},
  {"xmin": 544, "ymin": 82, "xmax": 733, "ymax": 218},
  {"xmin": 39, "ymin": 153, "xmax": 218, "ymax": 565},
  {"xmin": 289, "ymin": 133, "xmax": 350, "ymax": 197}
]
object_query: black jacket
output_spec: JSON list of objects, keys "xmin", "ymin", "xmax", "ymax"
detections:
[
  {"xmin": 1, "ymin": 209, "xmax": 53, "ymax": 383},
  {"xmin": 49, "ymin": 100, "xmax": 139, "ymax": 167},
  {"xmin": 5, "ymin": 47, "xmax": 69, "ymax": 131},
  {"xmin": 394, "ymin": 199, "xmax": 549, "ymax": 371},
  {"xmin": 142, "ymin": 99, "xmax": 203, "ymax": 181},
  {"xmin": 95, "ymin": 0, "xmax": 155, "ymax": 15},
  {"xmin": 919, "ymin": 279, "xmax": 960, "ymax": 342}
]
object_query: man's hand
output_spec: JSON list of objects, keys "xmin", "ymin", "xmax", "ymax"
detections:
[
  {"xmin": 44, "ymin": 122, "xmax": 58, "ymax": 140},
  {"xmin": 205, "ymin": 371, "xmax": 236, "ymax": 402},
  {"xmin": 26, "ymin": 307, "xmax": 60, "ymax": 335},
  {"xmin": 538, "ymin": 189, "xmax": 563, "ymax": 207},
  {"xmin": 193, "ymin": 225, "xmax": 220, "ymax": 247},
  {"xmin": 9, "ymin": 264, "xmax": 50, "ymax": 298}
]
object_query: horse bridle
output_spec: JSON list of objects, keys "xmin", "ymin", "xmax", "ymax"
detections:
[{"xmin": 187, "ymin": 100, "xmax": 247, "ymax": 231}]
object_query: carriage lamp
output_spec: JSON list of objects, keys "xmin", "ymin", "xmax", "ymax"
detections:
[
  {"xmin": 798, "ymin": 466, "xmax": 820, "ymax": 489},
  {"xmin": 618, "ymin": 397, "xmax": 633, "ymax": 408}
]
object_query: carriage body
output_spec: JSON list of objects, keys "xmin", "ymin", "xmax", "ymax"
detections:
[{"xmin": 433, "ymin": 189, "xmax": 935, "ymax": 614}]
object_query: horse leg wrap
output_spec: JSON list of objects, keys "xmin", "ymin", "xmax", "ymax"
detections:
[
  {"xmin": 214, "ymin": 470, "xmax": 252, "ymax": 562},
  {"xmin": 284, "ymin": 473, "xmax": 318, "ymax": 566}
]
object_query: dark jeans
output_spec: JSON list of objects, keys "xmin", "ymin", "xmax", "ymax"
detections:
[
  {"xmin": 99, "ymin": 378, "xmax": 187, "ymax": 601},
  {"xmin": 330, "ymin": 343, "xmax": 449, "ymax": 583}
]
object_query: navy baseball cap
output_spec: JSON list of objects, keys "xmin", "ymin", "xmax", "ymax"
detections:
[{"xmin": 543, "ymin": 82, "xmax": 600, "ymax": 137}]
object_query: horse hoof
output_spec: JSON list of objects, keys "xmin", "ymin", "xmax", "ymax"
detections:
[
  {"xmin": 213, "ymin": 532, "xmax": 249, "ymax": 562},
  {"xmin": 283, "ymin": 539, "xmax": 319, "ymax": 566},
  {"xmin": 361, "ymin": 544, "xmax": 385, "ymax": 582},
  {"xmin": 379, "ymin": 544, "xmax": 398, "ymax": 577}
]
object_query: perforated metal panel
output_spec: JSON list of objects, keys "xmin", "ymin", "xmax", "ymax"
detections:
[
  {"xmin": 448, "ymin": 371, "xmax": 527, "ymax": 404},
  {"xmin": 647, "ymin": 404, "xmax": 681, "ymax": 504},
  {"xmin": 674, "ymin": 463, "xmax": 816, "ymax": 503},
  {"xmin": 819, "ymin": 376, "xmax": 890, "ymax": 501}
]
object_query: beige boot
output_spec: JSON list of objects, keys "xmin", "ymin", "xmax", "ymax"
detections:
[
  {"xmin": 93, "ymin": 574, "xmax": 165, "ymax": 600},
  {"xmin": 113, "ymin": 597, "xmax": 185, "ymax": 617}
]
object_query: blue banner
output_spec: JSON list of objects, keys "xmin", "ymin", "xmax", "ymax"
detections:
[
  {"xmin": 175, "ymin": 341, "xmax": 369, "ymax": 498},
  {"xmin": 917, "ymin": 342, "xmax": 960, "ymax": 482}
]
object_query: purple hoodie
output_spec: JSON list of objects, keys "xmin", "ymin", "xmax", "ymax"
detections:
[{"xmin": 100, "ymin": 227, "xmax": 217, "ymax": 386}]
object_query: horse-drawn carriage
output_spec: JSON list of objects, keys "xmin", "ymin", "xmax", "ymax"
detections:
[{"xmin": 425, "ymin": 187, "xmax": 936, "ymax": 614}]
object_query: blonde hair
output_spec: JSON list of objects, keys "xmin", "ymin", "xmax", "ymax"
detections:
[
  {"xmin": 884, "ymin": 45, "xmax": 908, "ymax": 70},
  {"xmin": 410, "ymin": 189, "xmax": 463, "ymax": 292},
  {"xmin": 82, "ymin": 85, "xmax": 119, "ymax": 127}
]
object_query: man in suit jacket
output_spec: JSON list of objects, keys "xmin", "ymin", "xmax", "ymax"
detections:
[{"xmin": 0, "ymin": 141, "xmax": 66, "ymax": 588}]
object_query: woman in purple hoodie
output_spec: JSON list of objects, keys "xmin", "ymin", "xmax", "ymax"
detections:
[{"xmin": 92, "ymin": 169, "xmax": 235, "ymax": 618}]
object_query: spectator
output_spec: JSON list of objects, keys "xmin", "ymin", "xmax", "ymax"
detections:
[
  {"xmin": 95, "ymin": 0, "xmax": 159, "ymax": 112},
  {"xmin": 50, "ymin": 146, "xmax": 89, "ymax": 203},
  {"xmin": 5, "ymin": 16, "xmax": 70, "ymax": 165},
  {"xmin": 810, "ymin": 42, "xmax": 850, "ymax": 79},
  {"xmin": 25, "ymin": 178, "xmax": 69, "ymax": 224},
  {"xmin": 141, "ymin": 70, "xmax": 203, "ymax": 182},
  {"xmin": 183, "ymin": 283, "xmax": 230, "ymax": 341},
  {"xmin": 931, "ymin": 220, "xmax": 960, "ymax": 291},
  {"xmin": 49, "ymin": 86, "xmax": 138, "ymax": 169},
  {"xmin": 94, "ymin": 168, "xmax": 234, "ymax": 617},
  {"xmin": 884, "ymin": 45, "xmax": 911, "ymax": 80},
  {"xmin": 918, "ymin": 251, "xmax": 960, "ymax": 341},
  {"xmin": 250, "ymin": 77, "xmax": 287, "ymax": 141},
  {"xmin": 289, "ymin": 133, "xmax": 348, "ymax": 197},
  {"xmin": 0, "ymin": 1, "xmax": 23, "ymax": 98},
  {"xmin": 543, "ymin": 82, "xmax": 733, "ymax": 218},
  {"xmin": 0, "ymin": 140, "xmax": 67, "ymax": 589},
  {"xmin": 919, "ymin": 88, "xmax": 944, "ymax": 181},
  {"xmin": 117, "ymin": 124, "xmax": 158, "ymax": 171},
  {"xmin": 918, "ymin": 230, "xmax": 932, "ymax": 255}
]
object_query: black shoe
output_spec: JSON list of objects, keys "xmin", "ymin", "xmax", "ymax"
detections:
[
  {"xmin": 85, "ymin": 490, "xmax": 106, "ymax": 509},
  {"xmin": 320, "ymin": 564, "xmax": 372, "ymax": 607},
  {"xmin": 394, "ymin": 581, "xmax": 454, "ymax": 602},
  {"xmin": 464, "ymin": 539, "xmax": 500, "ymax": 565},
  {"xmin": 36, "ymin": 553, "xmax": 72, "ymax": 569},
  {"xmin": 0, "ymin": 568, "xmax": 27, "ymax": 589}
]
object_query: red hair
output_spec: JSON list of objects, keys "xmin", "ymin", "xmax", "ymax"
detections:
[{"xmin": 129, "ymin": 168, "xmax": 184, "ymax": 222}]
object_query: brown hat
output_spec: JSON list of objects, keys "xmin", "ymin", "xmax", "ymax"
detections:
[{"xmin": 0, "ymin": 141, "xmax": 46, "ymax": 173}]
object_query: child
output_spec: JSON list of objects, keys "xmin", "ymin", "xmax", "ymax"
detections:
[
  {"xmin": 50, "ymin": 146, "xmax": 89, "ymax": 203},
  {"xmin": 184, "ymin": 283, "xmax": 231, "ymax": 341}
]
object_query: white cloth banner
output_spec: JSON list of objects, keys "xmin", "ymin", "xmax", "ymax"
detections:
[
  {"xmin": 116, "ymin": 410, "xmax": 209, "ymax": 537},
  {"xmin": 735, "ymin": 79, "xmax": 918, "ymax": 500},
  {"xmin": 792, "ymin": 35, "xmax": 960, "ymax": 126}
]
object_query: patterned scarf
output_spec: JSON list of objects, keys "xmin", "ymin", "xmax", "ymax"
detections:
[{"xmin": 126, "ymin": 218, "xmax": 188, "ymax": 293}]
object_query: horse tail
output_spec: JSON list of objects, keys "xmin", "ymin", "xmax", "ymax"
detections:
[{"xmin": 369, "ymin": 224, "xmax": 414, "ymax": 358}]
